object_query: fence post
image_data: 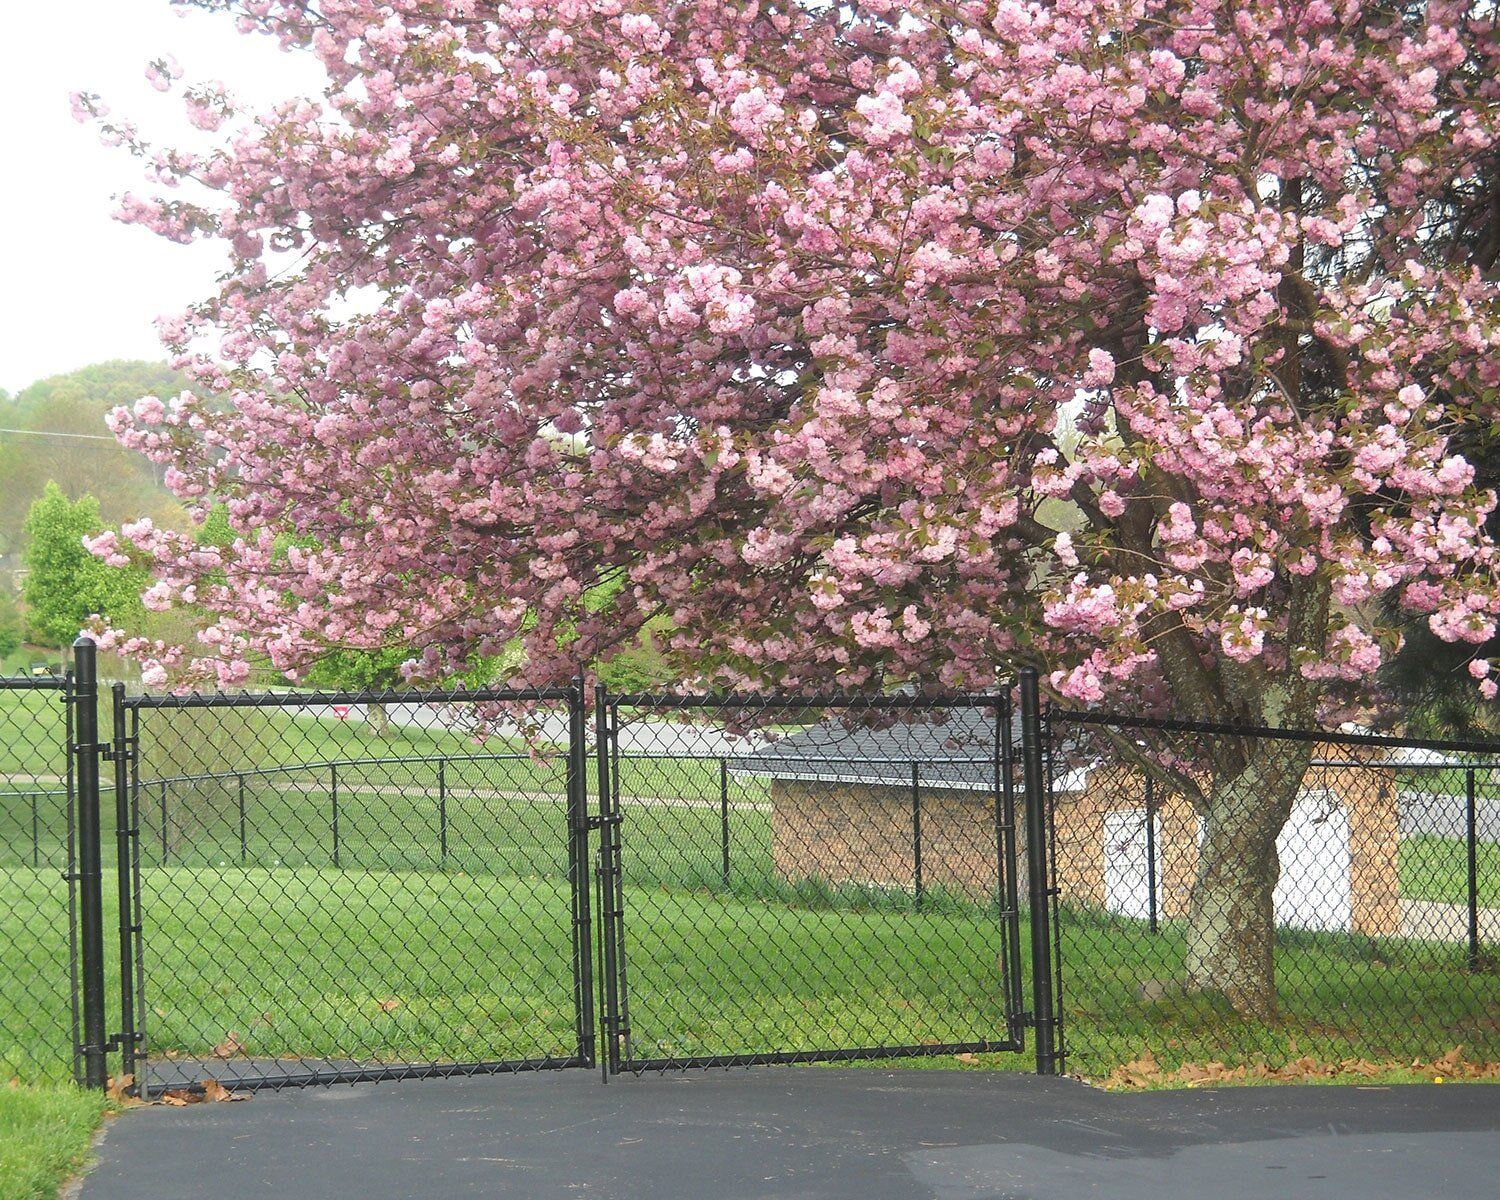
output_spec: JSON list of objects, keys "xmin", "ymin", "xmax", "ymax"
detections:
[
  {"xmin": 911, "ymin": 761, "xmax": 924, "ymax": 904},
  {"xmin": 1145, "ymin": 775, "xmax": 1159, "ymax": 934},
  {"xmin": 1466, "ymin": 768, "xmax": 1479, "ymax": 972},
  {"xmin": 234, "ymin": 773, "xmax": 247, "ymax": 864},
  {"xmin": 719, "ymin": 758, "xmax": 730, "ymax": 887},
  {"xmin": 566, "ymin": 681, "xmax": 594, "ymax": 1066},
  {"xmin": 1019, "ymin": 667, "xmax": 1058, "ymax": 1076},
  {"xmin": 438, "ymin": 760, "xmax": 448, "ymax": 867},
  {"xmin": 331, "ymin": 764, "xmax": 340, "ymax": 869},
  {"xmin": 997, "ymin": 696, "xmax": 1025, "ymax": 1040},
  {"xmin": 71, "ymin": 637, "xmax": 108, "ymax": 1090},
  {"xmin": 595, "ymin": 683, "xmax": 621, "ymax": 1079},
  {"xmin": 110, "ymin": 683, "xmax": 138, "ymax": 1082}
]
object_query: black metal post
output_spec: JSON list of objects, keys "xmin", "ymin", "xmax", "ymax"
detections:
[
  {"xmin": 604, "ymin": 692, "xmax": 633, "ymax": 1070},
  {"xmin": 911, "ymin": 761, "xmax": 924, "ymax": 903},
  {"xmin": 110, "ymin": 683, "xmax": 138, "ymax": 1082},
  {"xmin": 1466, "ymin": 768, "xmax": 1479, "ymax": 972},
  {"xmin": 126, "ymin": 706, "xmax": 147, "ymax": 1097},
  {"xmin": 331, "ymin": 764, "xmax": 340, "ymax": 869},
  {"xmin": 595, "ymin": 683, "xmax": 621, "ymax": 1079},
  {"xmin": 1019, "ymin": 667, "xmax": 1058, "ymax": 1076},
  {"xmin": 30, "ymin": 791, "xmax": 39, "ymax": 868},
  {"xmin": 566, "ymin": 682, "xmax": 594, "ymax": 1066},
  {"xmin": 437, "ymin": 760, "xmax": 449, "ymax": 866},
  {"xmin": 65, "ymin": 672, "xmax": 82, "ymax": 1084},
  {"xmin": 997, "ymin": 697, "xmax": 1024, "ymax": 1039},
  {"xmin": 158, "ymin": 782, "xmax": 169, "ymax": 863},
  {"xmin": 719, "ymin": 757, "xmax": 731, "ymax": 887},
  {"xmin": 1145, "ymin": 776, "xmax": 1159, "ymax": 934},
  {"xmin": 71, "ymin": 637, "xmax": 108, "ymax": 1089},
  {"xmin": 237, "ymin": 773, "xmax": 247, "ymax": 864}
]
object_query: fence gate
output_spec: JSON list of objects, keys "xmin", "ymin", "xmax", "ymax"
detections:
[
  {"xmin": 111, "ymin": 684, "xmax": 594, "ymax": 1094},
  {"xmin": 595, "ymin": 689, "xmax": 1026, "ymax": 1074},
  {"xmin": 0, "ymin": 670, "xmax": 84, "ymax": 1085}
]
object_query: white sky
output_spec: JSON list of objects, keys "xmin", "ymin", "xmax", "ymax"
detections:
[{"xmin": 0, "ymin": 0, "xmax": 321, "ymax": 394}]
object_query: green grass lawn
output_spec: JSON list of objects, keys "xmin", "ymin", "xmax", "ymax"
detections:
[
  {"xmin": 0, "ymin": 686, "xmax": 71, "ymax": 780},
  {"xmin": 1, "ymin": 849, "xmax": 1493, "ymax": 1088},
  {"xmin": 0, "ymin": 1086, "xmax": 108, "ymax": 1200},
  {"xmin": 1401, "ymin": 834, "xmax": 1500, "ymax": 907}
]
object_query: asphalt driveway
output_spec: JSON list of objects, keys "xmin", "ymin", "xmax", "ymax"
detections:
[{"xmin": 79, "ymin": 1069, "xmax": 1499, "ymax": 1199}]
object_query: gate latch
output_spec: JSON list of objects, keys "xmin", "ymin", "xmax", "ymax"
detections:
[{"xmin": 100, "ymin": 738, "xmax": 138, "ymax": 764}]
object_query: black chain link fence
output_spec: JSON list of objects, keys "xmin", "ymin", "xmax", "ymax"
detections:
[
  {"xmin": 1, "ymin": 649, "xmax": 1496, "ymax": 1092},
  {"xmin": 118, "ymin": 685, "xmax": 590, "ymax": 1094},
  {"xmin": 0, "ymin": 674, "xmax": 79, "ymax": 1084},
  {"xmin": 597, "ymin": 691, "xmax": 1024, "ymax": 1071},
  {"xmin": 1045, "ymin": 710, "xmax": 1499, "ymax": 1081}
]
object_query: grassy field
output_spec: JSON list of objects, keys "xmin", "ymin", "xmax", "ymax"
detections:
[
  {"xmin": 0, "ymin": 850, "xmax": 1493, "ymax": 1089},
  {"xmin": 1400, "ymin": 834, "xmax": 1499, "ymax": 907},
  {"xmin": 0, "ymin": 1085, "xmax": 108, "ymax": 1200}
]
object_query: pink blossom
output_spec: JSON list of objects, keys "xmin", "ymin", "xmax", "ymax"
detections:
[
  {"xmin": 74, "ymin": 0, "xmax": 1500, "ymax": 718},
  {"xmin": 854, "ymin": 91, "xmax": 911, "ymax": 146}
]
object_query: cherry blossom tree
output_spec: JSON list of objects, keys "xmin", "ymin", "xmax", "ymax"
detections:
[{"xmin": 79, "ymin": 0, "xmax": 1499, "ymax": 1014}]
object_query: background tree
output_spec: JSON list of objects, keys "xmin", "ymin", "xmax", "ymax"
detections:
[
  {"xmin": 0, "ymin": 590, "xmax": 21, "ymax": 661},
  {"xmin": 84, "ymin": 1, "xmax": 1499, "ymax": 1015},
  {"xmin": 0, "ymin": 361, "xmax": 187, "ymax": 560},
  {"xmin": 23, "ymin": 482, "xmax": 144, "ymax": 647},
  {"xmin": 304, "ymin": 646, "xmax": 412, "ymax": 737}
]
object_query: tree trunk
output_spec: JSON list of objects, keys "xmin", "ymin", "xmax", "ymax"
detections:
[
  {"xmin": 1183, "ymin": 741, "xmax": 1311, "ymax": 1018},
  {"xmin": 367, "ymin": 701, "xmax": 391, "ymax": 738}
]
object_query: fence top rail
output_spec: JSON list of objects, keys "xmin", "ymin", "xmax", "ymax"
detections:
[
  {"xmin": 0, "ymin": 675, "xmax": 69, "ymax": 692},
  {"xmin": 609, "ymin": 691, "xmax": 1011, "ymax": 711},
  {"xmin": 1050, "ymin": 706, "xmax": 1500, "ymax": 758},
  {"xmin": 124, "ymin": 685, "xmax": 578, "ymax": 710}
]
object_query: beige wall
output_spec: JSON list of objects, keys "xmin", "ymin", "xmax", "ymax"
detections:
[{"xmin": 769, "ymin": 760, "xmax": 1402, "ymax": 936}]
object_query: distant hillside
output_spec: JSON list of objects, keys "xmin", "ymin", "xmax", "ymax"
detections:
[{"xmin": 0, "ymin": 361, "xmax": 189, "ymax": 558}]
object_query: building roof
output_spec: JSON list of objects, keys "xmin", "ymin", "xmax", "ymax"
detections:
[{"xmin": 731, "ymin": 707, "xmax": 1009, "ymax": 792}]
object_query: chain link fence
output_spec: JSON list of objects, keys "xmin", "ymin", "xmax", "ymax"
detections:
[
  {"xmin": 1045, "ymin": 711, "xmax": 1499, "ymax": 1081},
  {"xmin": 118, "ymin": 685, "xmax": 589, "ymax": 1094},
  {"xmin": 0, "ymin": 674, "xmax": 79, "ymax": 1084},
  {"xmin": 1, "ymin": 648, "xmax": 1496, "ymax": 1092},
  {"xmin": 597, "ymin": 690, "xmax": 1024, "ymax": 1071}
]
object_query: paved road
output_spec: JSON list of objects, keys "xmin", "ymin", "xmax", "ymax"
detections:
[
  {"xmin": 80, "ymin": 1069, "xmax": 1498, "ymax": 1199},
  {"xmin": 1402, "ymin": 897, "xmax": 1500, "ymax": 941},
  {"xmin": 323, "ymin": 701, "xmax": 773, "ymax": 757}
]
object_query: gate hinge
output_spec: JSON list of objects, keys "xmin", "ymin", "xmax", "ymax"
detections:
[{"xmin": 585, "ymin": 813, "xmax": 622, "ymax": 830}]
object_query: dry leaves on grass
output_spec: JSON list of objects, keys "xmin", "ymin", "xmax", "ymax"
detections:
[
  {"xmin": 212, "ymin": 1031, "xmax": 244, "ymax": 1058},
  {"xmin": 376, "ymin": 998, "xmax": 401, "ymax": 1013},
  {"xmin": 1102, "ymin": 1045, "xmax": 1500, "ymax": 1090}
]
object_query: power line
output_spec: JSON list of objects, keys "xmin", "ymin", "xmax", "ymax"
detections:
[{"xmin": 0, "ymin": 427, "xmax": 124, "ymax": 444}]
